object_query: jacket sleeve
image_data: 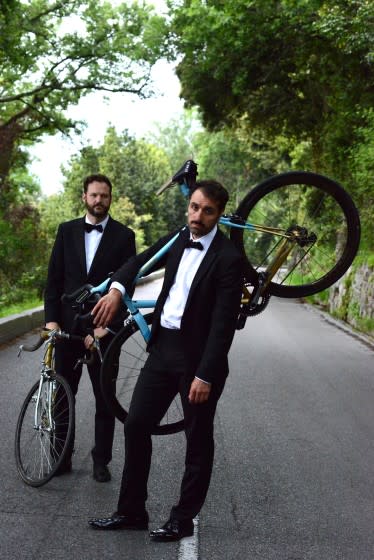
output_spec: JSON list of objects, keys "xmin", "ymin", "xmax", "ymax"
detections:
[
  {"xmin": 194, "ymin": 251, "xmax": 244, "ymax": 383},
  {"xmin": 44, "ymin": 224, "xmax": 65, "ymax": 324}
]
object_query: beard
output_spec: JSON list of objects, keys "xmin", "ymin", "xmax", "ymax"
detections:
[{"xmin": 85, "ymin": 201, "xmax": 109, "ymax": 219}]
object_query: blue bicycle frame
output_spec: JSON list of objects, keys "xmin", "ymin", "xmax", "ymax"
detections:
[
  {"xmin": 86, "ymin": 180, "xmax": 286, "ymax": 342},
  {"xmin": 89, "ymin": 229, "xmax": 184, "ymax": 342}
]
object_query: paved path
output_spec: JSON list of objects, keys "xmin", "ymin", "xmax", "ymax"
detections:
[{"xmin": 1, "ymin": 287, "xmax": 373, "ymax": 559}]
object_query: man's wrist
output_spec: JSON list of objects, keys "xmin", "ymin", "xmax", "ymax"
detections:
[
  {"xmin": 109, "ymin": 281, "xmax": 126, "ymax": 295},
  {"xmin": 194, "ymin": 376, "xmax": 211, "ymax": 385}
]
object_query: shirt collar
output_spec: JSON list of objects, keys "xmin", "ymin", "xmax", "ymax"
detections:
[
  {"xmin": 189, "ymin": 224, "xmax": 217, "ymax": 250},
  {"xmin": 85, "ymin": 214, "xmax": 109, "ymax": 230}
]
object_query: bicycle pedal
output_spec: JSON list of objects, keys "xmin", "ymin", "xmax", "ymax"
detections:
[{"xmin": 236, "ymin": 314, "xmax": 247, "ymax": 330}]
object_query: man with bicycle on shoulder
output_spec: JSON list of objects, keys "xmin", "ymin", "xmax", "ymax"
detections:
[{"xmin": 88, "ymin": 179, "xmax": 244, "ymax": 541}]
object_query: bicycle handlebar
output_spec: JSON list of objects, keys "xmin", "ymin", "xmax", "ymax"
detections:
[
  {"xmin": 19, "ymin": 329, "xmax": 99, "ymax": 366},
  {"xmin": 19, "ymin": 328, "xmax": 86, "ymax": 353}
]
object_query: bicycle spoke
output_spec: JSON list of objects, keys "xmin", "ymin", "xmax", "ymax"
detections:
[
  {"xmin": 15, "ymin": 375, "xmax": 74, "ymax": 486},
  {"xmin": 101, "ymin": 313, "xmax": 184, "ymax": 434},
  {"xmin": 231, "ymin": 171, "xmax": 360, "ymax": 298}
]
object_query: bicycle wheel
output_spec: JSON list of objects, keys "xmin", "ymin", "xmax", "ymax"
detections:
[
  {"xmin": 101, "ymin": 312, "xmax": 184, "ymax": 435},
  {"xmin": 231, "ymin": 171, "xmax": 360, "ymax": 298},
  {"xmin": 15, "ymin": 373, "xmax": 74, "ymax": 487}
]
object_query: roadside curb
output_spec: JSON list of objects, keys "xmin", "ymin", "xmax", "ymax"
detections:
[
  {"xmin": 303, "ymin": 302, "xmax": 374, "ymax": 350},
  {"xmin": 0, "ymin": 306, "xmax": 44, "ymax": 346},
  {"xmin": 0, "ymin": 270, "xmax": 164, "ymax": 346}
]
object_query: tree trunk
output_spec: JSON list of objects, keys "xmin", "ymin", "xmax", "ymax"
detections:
[{"xmin": 0, "ymin": 121, "xmax": 21, "ymax": 191}]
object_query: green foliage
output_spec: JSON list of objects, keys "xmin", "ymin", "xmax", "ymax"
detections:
[
  {"xmin": 169, "ymin": 1, "xmax": 374, "ymax": 147},
  {"xmin": 168, "ymin": 0, "xmax": 373, "ymax": 254},
  {"xmin": 147, "ymin": 108, "xmax": 202, "ymax": 168},
  {"xmin": 0, "ymin": 0, "xmax": 168, "ymax": 187},
  {"xmin": 110, "ymin": 196, "xmax": 151, "ymax": 252},
  {"xmin": 61, "ymin": 126, "xmax": 181, "ymax": 245},
  {"xmin": 0, "ymin": 296, "xmax": 42, "ymax": 319},
  {"xmin": 348, "ymin": 109, "xmax": 374, "ymax": 251},
  {"xmin": 0, "ymin": 211, "xmax": 45, "ymax": 307}
]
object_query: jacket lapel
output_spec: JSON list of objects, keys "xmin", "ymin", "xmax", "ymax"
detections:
[
  {"xmin": 74, "ymin": 218, "xmax": 87, "ymax": 277},
  {"xmin": 88, "ymin": 216, "xmax": 114, "ymax": 279},
  {"xmin": 184, "ymin": 229, "xmax": 223, "ymax": 309},
  {"xmin": 162, "ymin": 227, "xmax": 189, "ymax": 292}
]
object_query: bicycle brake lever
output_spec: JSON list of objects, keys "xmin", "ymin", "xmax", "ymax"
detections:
[
  {"xmin": 73, "ymin": 337, "xmax": 102, "ymax": 369},
  {"xmin": 93, "ymin": 337, "xmax": 103, "ymax": 363}
]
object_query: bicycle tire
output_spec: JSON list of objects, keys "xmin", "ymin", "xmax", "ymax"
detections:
[
  {"xmin": 101, "ymin": 312, "xmax": 184, "ymax": 435},
  {"xmin": 15, "ymin": 373, "xmax": 74, "ymax": 487},
  {"xmin": 231, "ymin": 171, "xmax": 360, "ymax": 298}
]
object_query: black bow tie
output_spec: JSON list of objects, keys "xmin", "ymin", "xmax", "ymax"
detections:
[
  {"xmin": 85, "ymin": 223, "xmax": 103, "ymax": 233},
  {"xmin": 185, "ymin": 239, "xmax": 203, "ymax": 250}
]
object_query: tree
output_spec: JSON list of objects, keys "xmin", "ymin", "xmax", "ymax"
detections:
[
  {"xmin": 0, "ymin": 168, "xmax": 45, "ymax": 307},
  {"xmin": 169, "ymin": 0, "xmax": 374, "ymax": 171},
  {"xmin": 0, "ymin": 0, "xmax": 167, "ymax": 190},
  {"xmin": 193, "ymin": 127, "xmax": 288, "ymax": 209},
  {"xmin": 148, "ymin": 108, "xmax": 201, "ymax": 168},
  {"xmin": 61, "ymin": 126, "xmax": 174, "ymax": 245}
]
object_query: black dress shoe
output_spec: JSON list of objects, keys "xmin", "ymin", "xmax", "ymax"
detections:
[
  {"xmin": 53, "ymin": 460, "xmax": 72, "ymax": 476},
  {"xmin": 89, "ymin": 512, "xmax": 149, "ymax": 530},
  {"xmin": 93, "ymin": 463, "xmax": 111, "ymax": 482},
  {"xmin": 150, "ymin": 519, "xmax": 194, "ymax": 541}
]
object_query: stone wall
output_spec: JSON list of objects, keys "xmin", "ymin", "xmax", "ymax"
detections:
[{"xmin": 323, "ymin": 264, "xmax": 374, "ymax": 336}]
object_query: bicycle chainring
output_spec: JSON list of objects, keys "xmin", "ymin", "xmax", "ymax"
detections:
[{"xmin": 243, "ymin": 292, "xmax": 271, "ymax": 317}]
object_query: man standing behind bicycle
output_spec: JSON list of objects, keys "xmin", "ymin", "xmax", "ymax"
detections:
[
  {"xmin": 44, "ymin": 174, "xmax": 136, "ymax": 482},
  {"xmin": 88, "ymin": 180, "xmax": 244, "ymax": 540}
]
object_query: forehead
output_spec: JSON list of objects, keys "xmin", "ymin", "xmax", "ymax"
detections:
[
  {"xmin": 86, "ymin": 181, "xmax": 111, "ymax": 195},
  {"xmin": 189, "ymin": 188, "xmax": 219, "ymax": 210}
]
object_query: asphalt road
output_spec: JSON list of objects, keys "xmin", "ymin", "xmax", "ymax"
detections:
[{"xmin": 1, "ymin": 285, "xmax": 373, "ymax": 560}]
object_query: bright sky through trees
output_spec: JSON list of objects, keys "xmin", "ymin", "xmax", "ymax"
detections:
[{"xmin": 29, "ymin": 59, "xmax": 183, "ymax": 196}]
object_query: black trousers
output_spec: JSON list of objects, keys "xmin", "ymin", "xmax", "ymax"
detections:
[
  {"xmin": 54, "ymin": 335, "xmax": 119, "ymax": 466},
  {"xmin": 117, "ymin": 327, "xmax": 225, "ymax": 521}
]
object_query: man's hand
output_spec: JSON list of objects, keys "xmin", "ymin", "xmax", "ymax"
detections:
[
  {"xmin": 91, "ymin": 288, "xmax": 122, "ymax": 328},
  {"xmin": 45, "ymin": 322, "xmax": 60, "ymax": 331},
  {"xmin": 188, "ymin": 378, "xmax": 211, "ymax": 404},
  {"xmin": 84, "ymin": 327, "xmax": 108, "ymax": 350}
]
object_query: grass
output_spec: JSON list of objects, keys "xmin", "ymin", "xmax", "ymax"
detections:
[{"xmin": 0, "ymin": 298, "xmax": 43, "ymax": 319}]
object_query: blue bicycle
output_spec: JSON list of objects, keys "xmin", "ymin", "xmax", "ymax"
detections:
[{"xmin": 63, "ymin": 160, "xmax": 360, "ymax": 436}]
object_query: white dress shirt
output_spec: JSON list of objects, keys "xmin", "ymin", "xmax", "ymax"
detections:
[
  {"xmin": 84, "ymin": 215, "xmax": 109, "ymax": 273},
  {"xmin": 110, "ymin": 225, "xmax": 218, "ymax": 384},
  {"xmin": 160, "ymin": 225, "xmax": 217, "ymax": 329}
]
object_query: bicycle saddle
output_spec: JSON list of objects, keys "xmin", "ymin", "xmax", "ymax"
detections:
[{"xmin": 172, "ymin": 159, "xmax": 198, "ymax": 189}]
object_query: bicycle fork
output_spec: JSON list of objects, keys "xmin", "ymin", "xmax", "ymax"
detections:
[
  {"xmin": 237, "ymin": 231, "xmax": 316, "ymax": 328},
  {"xmin": 33, "ymin": 344, "xmax": 55, "ymax": 433}
]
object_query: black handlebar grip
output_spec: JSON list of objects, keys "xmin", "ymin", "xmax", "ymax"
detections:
[{"xmin": 61, "ymin": 284, "xmax": 94, "ymax": 304}]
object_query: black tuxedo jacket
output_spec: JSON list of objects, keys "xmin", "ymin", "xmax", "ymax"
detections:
[
  {"xmin": 112, "ymin": 226, "xmax": 244, "ymax": 384},
  {"xmin": 44, "ymin": 216, "xmax": 136, "ymax": 329}
]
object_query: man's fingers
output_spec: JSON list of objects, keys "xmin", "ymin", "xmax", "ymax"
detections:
[
  {"xmin": 188, "ymin": 379, "xmax": 211, "ymax": 404},
  {"xmin": 91, "ymin": 289, "xmax": 122, "ymax": 327}
]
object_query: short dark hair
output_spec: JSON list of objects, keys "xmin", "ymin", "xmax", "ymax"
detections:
[
  {"xmin": 83, "ymin": 174, "xmax": 113, "ymax": 194},
  {"xmin": 190, "ymin": 180, "xmax": 229, "ymax": 212}
]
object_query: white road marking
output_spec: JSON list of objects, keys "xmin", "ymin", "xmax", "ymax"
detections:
[{"xmin": 178, "ymin": 516, "xmax": 199, "ymax": 560}]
